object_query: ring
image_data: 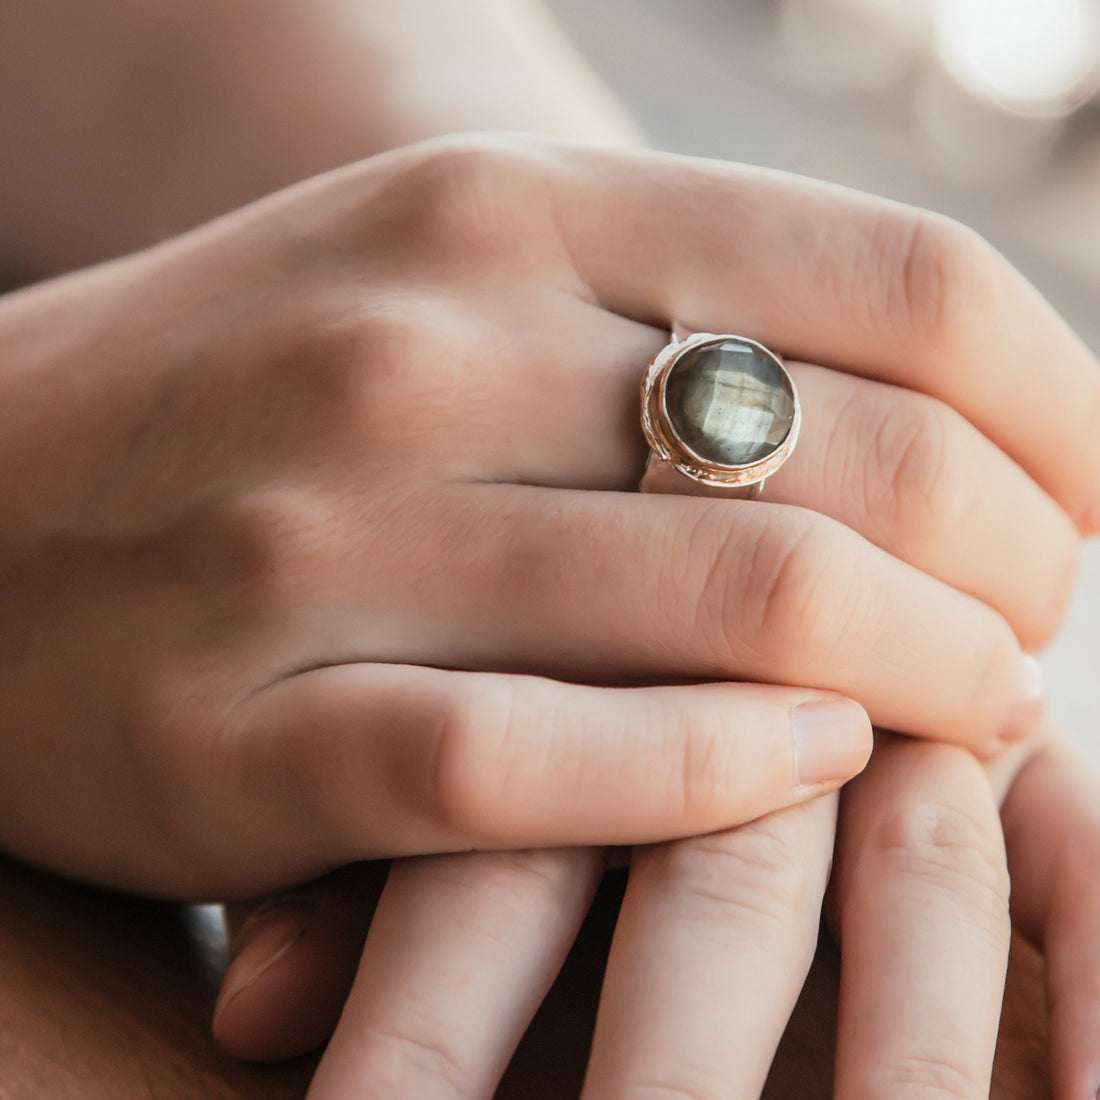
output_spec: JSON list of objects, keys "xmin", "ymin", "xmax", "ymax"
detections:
[{"xmin": 639, "ymin": 332, "xmax": 800, "ymax": 498}]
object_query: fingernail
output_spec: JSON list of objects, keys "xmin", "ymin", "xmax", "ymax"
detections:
[
  {"xmin": 1081, "ymin": 488, "xmax": 1100, "ymax": 536},
  {"xmin": 214, "ymin": 896, "xmax": 315, "ymax": 1016},
  {"xmin": 1000, "ymin": 654, "xmax": 1046, "ymax": 744},
  {"xmin": 792, "ymin": 698, "xmax": 872, "ymax": 786}
]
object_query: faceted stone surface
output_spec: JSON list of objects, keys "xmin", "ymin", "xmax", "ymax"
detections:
[{"xmin": 664, "ymin": 338, "xmax": 795, "ymax": 466}]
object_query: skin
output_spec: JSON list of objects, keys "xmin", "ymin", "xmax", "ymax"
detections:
[
  {"xmin": 220, "ymin": 724, "xmax": 1100, "ymax": 1099},
  {"xmin": 3, "ymin": 132, "xmax": 1058, "ymax": 891},
  {"xmin": 3, "ymin": 2, "xmax": 1100, "ymax": 1097}
]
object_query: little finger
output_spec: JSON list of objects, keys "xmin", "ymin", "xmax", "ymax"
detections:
[{"xmin": 999, "ymin": 729, "xmax": 1100, "ymax": 1100}]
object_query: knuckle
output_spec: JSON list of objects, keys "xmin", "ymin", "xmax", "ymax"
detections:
[
  {"xmin": 472, "ymin": 849, "xmax": 577, "ymax": 900},
  {"xmin": 181, "ymin": 487, "xmax": 341, "ymax": 610},
  {"xmin": 623, "ymin": 1079, "xmax": 726, "ymax": 1100},
  {"xmin": 357, "ymin": 310, "xmax": 437, "ymax": 382},
  {"xmin": 1021, "ymin": 518, "xmax": 1079, "ymax": 649},
  {"xmin": 736, "ymin": 514, "xmax": 865, "ymax": 674},
  {"xmin": 364, "ymin": 1024, "xmax": 471, "ymax": 1096},
  {"xmin": 967, "ymin": 622, "xmax": 1022, "ymax": 739},
  {"xmin": 865, "ymin": 749, "xmax": 1010, "ymax": 908},
  {"xmin": 879, "ymin": 208, "xmax": 1001, "ymax": 364},
  {"xmin": 653, "ymin": 823, "xmax": 817, "ymax": 929},
  {"xmin": 429, "ymin": 677, "xmax": 516, "ymax": 842},
  {"xmin": 677, "ymin": 505, "xmax": 745, "ymax": 663},
  {"xmin": 673, "ymin": 709, "xmax": 738, "ymax": 824},
  {"xmin": 868, "ymin": 393, "xmax": 971, "ymax": 555},
  {"xmin": 352, "ymin": 310, "xmax": 484, "ymax": 451},
  {"xmin": 877, "ymin": 1050, "xmax": 987, "ymax": 1098},
  {"xmin": 246, "ymin": 294, "xmax": 379, "ymax": 433},
  {"xmin": 400, "ymin": 133, "xmax": 545, "ymax": 249}
]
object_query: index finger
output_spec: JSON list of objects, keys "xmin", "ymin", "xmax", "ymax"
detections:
[{"xmin": 544, "ymin": 141, "xmax": 1100, "ymax": 528}]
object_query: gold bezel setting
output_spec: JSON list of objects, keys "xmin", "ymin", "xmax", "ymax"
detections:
[{"xmin": 640, "ymin": 332, "xmax": 801, "ymax": 491}]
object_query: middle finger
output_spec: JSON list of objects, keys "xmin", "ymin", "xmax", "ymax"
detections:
[
  {"xmin": 582, "ymin": 796, "xmax": 836, "ymax": 1099},
  {"xmin": 461, "ymin": 310, "xmax": 1076, "ymax": 649},
  {"xmin": 766, "ymin": 362, "xmax": 1077, "ymax": 649}
]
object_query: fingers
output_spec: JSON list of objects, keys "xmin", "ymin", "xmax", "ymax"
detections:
[
  {"xmin": 541, "ymin": 141, "xmax": 1100, "ymax": 527},
  {"xmin": 306, "ymin": 848, "xmax": 604, "ymax": 1100},
  {"xmin": 417, "ymin": 485, "xmax": 1041, "ymax": 751},
  {"xmin": 830, "ymin": 736, "xmax": 1012, "ymax": 1099},
  {"xmin": 220, "ymin": 667, "xmax": 869, "ymax": 886},
  {"xmin": 213, "ymin": 863, "xmax": 389, "ymax": 1062},
  {"xmin": 452, "ymin": 301, "xmax": 1076, "ymax": 650},
  {"xmin": 767, "ymin": 363, "xmax": 1078, "ymax": 648},
  {"xmin": 582, "ymin": 796, "xmax": 836, "ymax": 1100},
  {"xmin": 463, "ymin": 306, "xmax": 1077, "ymax": 647},
  {"xmin": 999, "ymin": 730, "xmax": 1100, "ymax": 1099}
]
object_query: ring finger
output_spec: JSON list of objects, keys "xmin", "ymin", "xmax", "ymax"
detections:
[{"xmin": 456, "ymin": 310, "xmax": 1075, "ymax": 649}]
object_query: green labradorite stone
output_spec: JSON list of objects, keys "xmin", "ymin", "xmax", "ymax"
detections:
[{"xmin": 664, "ymin": 338, "xmax": 795, "ymax": 466}]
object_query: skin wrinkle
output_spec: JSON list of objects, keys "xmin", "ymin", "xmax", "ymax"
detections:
[
  {"xmin": 675, "ymin": 707, "xmax": 733, "ymax": 827},
  {"xmin": 428, "ymin": 676, "xmax": 513, "ymax": 846},
  {"xmin": 874, "ymin": 1050, "xmax": 988, "ymax": 1098},
  {"xmin": 648, "ymin": 831, "xmax": 817, "ymax": 939},
  {"xmin": 828, "ymin": 378, "xmax": 867, "ymax": 527},
  {"xmin": 861, "ymin": 796, "xmax": 1009, "ymax": 889},
  {"xmin": 684, "ymin": 502, "xmax": 750, "ymax": 671},
  {"xmin": 625, "ymin": 1079, "xmax": 727, "ymax": 1100},
  {"xmin": 871, "ymin": 394, "xmax": 952, "ymax": 561},
  {"xmin": 351, "ymin": 1020, "xmax": 472, "ymax": 1097},
  {"xmin": 780, "ymin": 524, "xmax": 873, "ymax": 682},
  {"xmin": 728, "ymin": 511, "xmax": 814, "ymax": 666}
]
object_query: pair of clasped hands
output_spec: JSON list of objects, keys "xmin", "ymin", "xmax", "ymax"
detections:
[{"xmin": 4, "ymin": 119, "xmax": 1100, "ymax": 1100}]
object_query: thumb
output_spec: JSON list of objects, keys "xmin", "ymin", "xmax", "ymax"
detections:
[{"xmin": 213, "ymin": 862, "xmax": 389, "ymax": 1062}]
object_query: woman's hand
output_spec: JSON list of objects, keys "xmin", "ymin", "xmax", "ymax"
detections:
[
  {"xmin": 2, "ymin": 135, "xmax": 1084, "ymax": 899},
  {"xmin": 997, "ymin": 728, "xmax": 1100, "ymax": 1097},
  {"xmin": 214, "ymin": 723, "xmax": 1100, "ymax": 1099}
]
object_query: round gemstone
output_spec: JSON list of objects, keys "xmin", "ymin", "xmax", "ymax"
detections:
[{"xmin": 663, "ymin": 338, "xmax": 795, "ymax": 467}]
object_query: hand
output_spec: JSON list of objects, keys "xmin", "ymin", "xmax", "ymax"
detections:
[
  {"xmin": 212, "ymin": 826, "xmax": 838, "ymax": 1095},
  {"xmin": 4, "ymin": 135, "xmax": 1082, "ymax": 898},
  {"xmin": 998, "ymin": 727, "xmax": 1100, "ymax": 1097},
  {"xmin": 212, "ymin": 722, "xmax": 1099, "ymax": 1099},
  {"xmin": 821, "ymin": 721, "xmax": 1100, "ymax": 1098}
]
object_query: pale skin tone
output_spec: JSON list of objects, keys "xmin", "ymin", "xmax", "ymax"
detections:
[{"xmin": 4, "ymin": 2, "xmax": 1100, "ymax": 1098}]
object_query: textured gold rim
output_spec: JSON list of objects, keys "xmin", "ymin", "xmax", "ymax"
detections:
[{"xmin": 640, "ymin": 332, "xmax": 801, "ymax": 491}]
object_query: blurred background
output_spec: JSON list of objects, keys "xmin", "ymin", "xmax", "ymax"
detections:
[{"xmin": 548, "ymin": 0, "xmax": 1100, "ymax": 761}]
